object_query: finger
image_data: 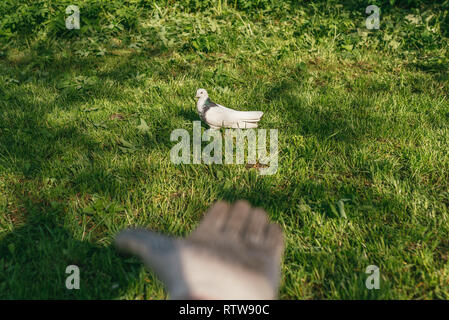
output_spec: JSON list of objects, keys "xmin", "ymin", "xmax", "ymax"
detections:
[
  {"xmin": 264, "ymin": 223, "xmax": 284, "ymax": 259},
  {"xmin": 192, "ymin": 201, "xmax": 230, "ymax": 235},
  {"xmin": 223, "ymin": 200, "xmax": 252, "ymax": 236},
  {"xmin": 115, "ymin": 228, "xmax": 176, "ymax": 263},
  {"xmin": 244, "ymin": 207, "xmax": 269, "ymax": 246}
]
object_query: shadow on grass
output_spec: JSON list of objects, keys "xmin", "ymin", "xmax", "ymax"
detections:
[
  {"xmin": 265, "ymin": 77, "xmax": 385, "ymax": 146},
  {"xmin": 178, "ymin": 108, "xmax": 199, "ymax": 122},
  {"xmin": 0, "ymin": 193, "xmax": 146, "ymax": 299},
  {"xmin": 0, "ymin": 44, "xmax": 182, "ymax": 298},
  {"xmin": 0, "ymin": 97, "xmax": 159, "ymax": 298}
]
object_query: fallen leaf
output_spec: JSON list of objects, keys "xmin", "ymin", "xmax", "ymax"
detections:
[
  {"xmin": 336, "ymin": 198, "xmax": 351, "ymax": 219},
  {"xmin": 137, "ymin": 118, "xmax": 150, "ymax": 133},
  {"xmin": 120, "ymin": 138, "xmax": 133, "ymax": 148},
  {"xmin": 110, "ymin": 113, "xmax": 125, "ymax": 120},
  {"xmin": 83, "ymin": 107, "xmax": 100, "ymax": 112},
  {"xmin": 245, "ymin": 162, "xmax": 268, "ymax": 170}
]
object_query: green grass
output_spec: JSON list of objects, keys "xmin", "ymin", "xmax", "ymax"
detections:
[{"xmin": 0, "ymin": 1, "xmax": 449, "ymax": 299}]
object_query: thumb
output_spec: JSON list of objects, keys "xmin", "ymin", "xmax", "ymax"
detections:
[
  {"xmin": 115, "ymin": 228, "xmax": 179, "ymax": 273},
  {"xmin": 115, "ymin": 229, "xmax": 192, "ymax": 298}
]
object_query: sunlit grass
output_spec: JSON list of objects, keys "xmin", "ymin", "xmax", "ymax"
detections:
[{"xmin": 0, "ymin": 3, "xmax": 448, "ymax": 299}]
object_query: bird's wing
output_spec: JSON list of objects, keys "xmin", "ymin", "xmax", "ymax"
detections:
[
  {"xmin": 216, "ymin": 104, "xmax": 263, "ymax": 121},
  {"xmin": 205, "ymin": 104, "xmax": 263, "ymax": 128},
  {"xmin": 204, "ymin": 106, "xmax": 230, "ymax": 127}
]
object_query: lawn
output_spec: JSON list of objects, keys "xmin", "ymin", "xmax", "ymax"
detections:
[{"xmin": 0, "ymin": 0, "xmax": 448, "ymax": 299}]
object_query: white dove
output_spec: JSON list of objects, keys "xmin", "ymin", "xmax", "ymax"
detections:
[{"xmin": 195, "ymin": 89, "xmax": 264, "ymax": 129}]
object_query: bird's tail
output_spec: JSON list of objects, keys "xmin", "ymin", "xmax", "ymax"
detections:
[
  {"xmin": 233, "ymin": 121, "xmax": 260, "ymax": 129},
  {"xmin": 230, "ymin": 111, "xmax": 262, "ymax": 128}
]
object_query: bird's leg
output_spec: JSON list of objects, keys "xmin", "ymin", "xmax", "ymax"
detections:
[{"xmin": 115, "ymin": 201, "xmax": 284, "ymax": 299}]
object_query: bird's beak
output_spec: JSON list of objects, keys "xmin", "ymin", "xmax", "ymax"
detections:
[{"xmin": 195, "ymin": 94, "xmax": 200, "ymax": 99}]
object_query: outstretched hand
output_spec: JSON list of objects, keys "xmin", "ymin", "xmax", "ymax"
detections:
[{"xmin": 115, "ymin": 200, "xmax": 284, "ymax": 300}]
